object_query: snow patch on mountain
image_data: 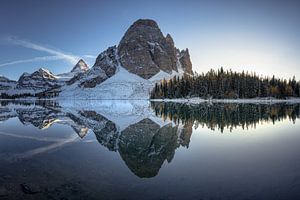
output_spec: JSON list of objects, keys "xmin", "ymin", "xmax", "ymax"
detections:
[
  {"xmin": 59, "ymin": 65, "xmax": 154, "ymax": 99},
  {"xmin": 149, "ymin": 69, "xmax": 184, "ymax": 82}
]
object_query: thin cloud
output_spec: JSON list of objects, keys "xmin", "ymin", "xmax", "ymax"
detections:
[
  {"xmin": 5, "ymin": 36, "xmax": 80, "ymax": 65},
  {"xmin": 82, "ymin": 54, "xmax": 97, "ymax": 59},
  {"xmin": 0, "ymin": 55, "xmax": 64, "ymax": 67}
]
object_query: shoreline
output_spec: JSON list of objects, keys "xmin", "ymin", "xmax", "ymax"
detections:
[
  {"xmin": 150, "ymin": 97, "xmax": 300, "ymax": 104},
  {"xmin": 1, "ymin": 97, "xmax": 300, "ymax": 104}
]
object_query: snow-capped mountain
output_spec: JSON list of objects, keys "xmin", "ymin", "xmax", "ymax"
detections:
[
  {"xmin": 66, "ymin": 46, "xmax": 118, "ymax": 88},
  {"xmin": 0, "ymin": 75, "xmax": 17, "ymax": 90},
  {"xmin": 1, "ymin": 19, "xmax": 193, "ymax": 99},
  {"xmin": 0, "ymin": 60, "xmax": 89, "ymax": 97},
  {"xmin": 70, "ymin": 59, "xmax": 89, "ymax": 73},
  {"xmin": 17, "ymin": 68, "xmax": 59, "ymax": 90},
  {"xmin": 56, "ymin": 59, "xmax": 89, "ymax": 81}
]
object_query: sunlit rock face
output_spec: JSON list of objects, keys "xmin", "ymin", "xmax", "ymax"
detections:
[
  {"xmin": 118, "ymin": 19, "xmax": 192, "ymax": 79},
  {"xmin": 70, "ymin": 59, "xmax": 89, "ymax": 73},
  {"xmin": 62, "ymin": 59, "xmax": 89, "ymax": 85},
  {"xmin": 17, "ymin": 68, "xmax": 59, "ymax": 91},
  {"xmin": 16, "ymin": 107, "xmax": 59, "ymax": 129},
  {"xmin": 60, "ymin": 59, "xmax": 89, "ymax": 82}
]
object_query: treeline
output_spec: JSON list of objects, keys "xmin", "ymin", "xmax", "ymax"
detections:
[
  {"xmin": 150, "ymin": 68, "xmax": 300, "ymax": 99},
  {"xmin": 0, "ymin": 89, "xmax": 60, "ymax": 99}
]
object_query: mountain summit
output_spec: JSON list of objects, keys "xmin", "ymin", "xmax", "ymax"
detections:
[
  {"xmin": 118, "ymin": 19, "xmax": 192, "ymax": 79},
  {"xmin": 71, "ymin": 59, "xmax": 89, "ymax": 73}
]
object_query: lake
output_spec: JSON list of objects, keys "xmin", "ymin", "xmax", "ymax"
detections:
[{"xmin": 0, "ymin": 100, "xmax": 300, "ymax": 200}]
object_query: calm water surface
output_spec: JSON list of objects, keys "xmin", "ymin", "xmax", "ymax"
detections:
[{"xmin": 0, "ymin": 100, "xmax": 300, "ymax": 200}]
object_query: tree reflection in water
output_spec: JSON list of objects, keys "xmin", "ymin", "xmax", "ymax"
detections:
[{"xmin": 151, "ymin": 102, "xmax": 300, "ymax": 132}]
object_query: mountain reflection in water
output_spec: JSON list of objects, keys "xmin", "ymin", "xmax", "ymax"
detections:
[
  {"xmin": 1, "ymin": 100, "xmax": 300, "ymax": 178},
  {"xmin": 0, "ymin": 100, "xmax": 193, "ymax": 178},
  {"xmin": 1, "ymin": 100, "xmax": 300, "ymax": 199}
]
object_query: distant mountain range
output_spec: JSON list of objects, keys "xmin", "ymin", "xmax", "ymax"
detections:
[{"xmin": 0, "ymin": 19, "xmax": 192, "ymax": 99}]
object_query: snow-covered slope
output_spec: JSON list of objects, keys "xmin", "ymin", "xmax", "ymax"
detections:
[
  {"xmin": 59, "ymin": 44, "xmax": 185, "ymax": 100},
  {"xmin": 59, "ymin": 65, "xmax": 154, "ymax": 99}
]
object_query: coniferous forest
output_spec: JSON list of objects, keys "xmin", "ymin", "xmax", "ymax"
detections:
[{"xmin": 150, "ymin": 68, "xmax": 300, "ymax": 99}]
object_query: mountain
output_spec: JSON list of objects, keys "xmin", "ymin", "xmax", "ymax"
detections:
[
  {"xmin": 0, "ymin": 75, "xmax": 17, "ymax": 90},
  {"xmin": 17, "ymin": 68, "xmax": 59, "ymax": 91},
  {"xmin": 66, "ymin": 46, "xmax": 118, "ymax": 88},
  {"xmin": 0, "ymin": 60, "xmax": 89, "ymax": 97},
  {"xmin": 57, "ymin": 59, "xmax": 89, "ymax": 81},
  {"xmin": 60, "ymin": 19, "xmax": 193, "ymax": 99},
  {"xmin": 118, "ymin": 19, "xmax": 192, "ymax": 79},
  {"xmin": 177, "ymin": 48, "xmax": 193, "ymax": 74},
  {"xmin": 1, "ymin": 19, "xmax": 193, "ymax": 99},
  {"xmin": 71, "ymin": 59, "xmax": 89, "ymax": 73}
]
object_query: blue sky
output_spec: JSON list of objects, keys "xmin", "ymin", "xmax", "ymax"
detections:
[{"xmin": 0, "ymin": 0, "xmax": 299, "ymax": 80}]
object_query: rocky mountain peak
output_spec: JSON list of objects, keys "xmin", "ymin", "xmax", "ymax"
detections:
[
  {"xmin": 118, "ymin": 19, "xmax": 192, "ymax": 79},
  {"xmin": 177, "ymin": 48, "xmax": 193, "ymax": 75},
  {"xmin": 71, "ymin": 59, "xmax": 89, "ymax": 73},
  {"xmin": 36, "ymin": 68, "xmax": 57, "ymax": 80},
  {"xmin": 131, "ymin": 19, "xmax": 159, "ymax": 29},
  {"xmin": 16, "ymin": 68, "xmax": 58, "ymax": 91},
  {"xmin": 165, "ymin": 34, "xmax": 174, "ymax": 46}
]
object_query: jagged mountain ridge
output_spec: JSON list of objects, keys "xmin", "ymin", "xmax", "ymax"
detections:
[
  {"xmin": 17, "ymin": 68, "xmax": 59, "ymax": 90},
  {"xmin": 0, "ymin": 75, "xmax": 17, "ymax": 90},
  {"xmin": 0, "ymin": 59, "xmax": 89, "ymax": 96},
  {"xmin": 0, "ymin": 19, "xmax": 193, "ymax": 99}
]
